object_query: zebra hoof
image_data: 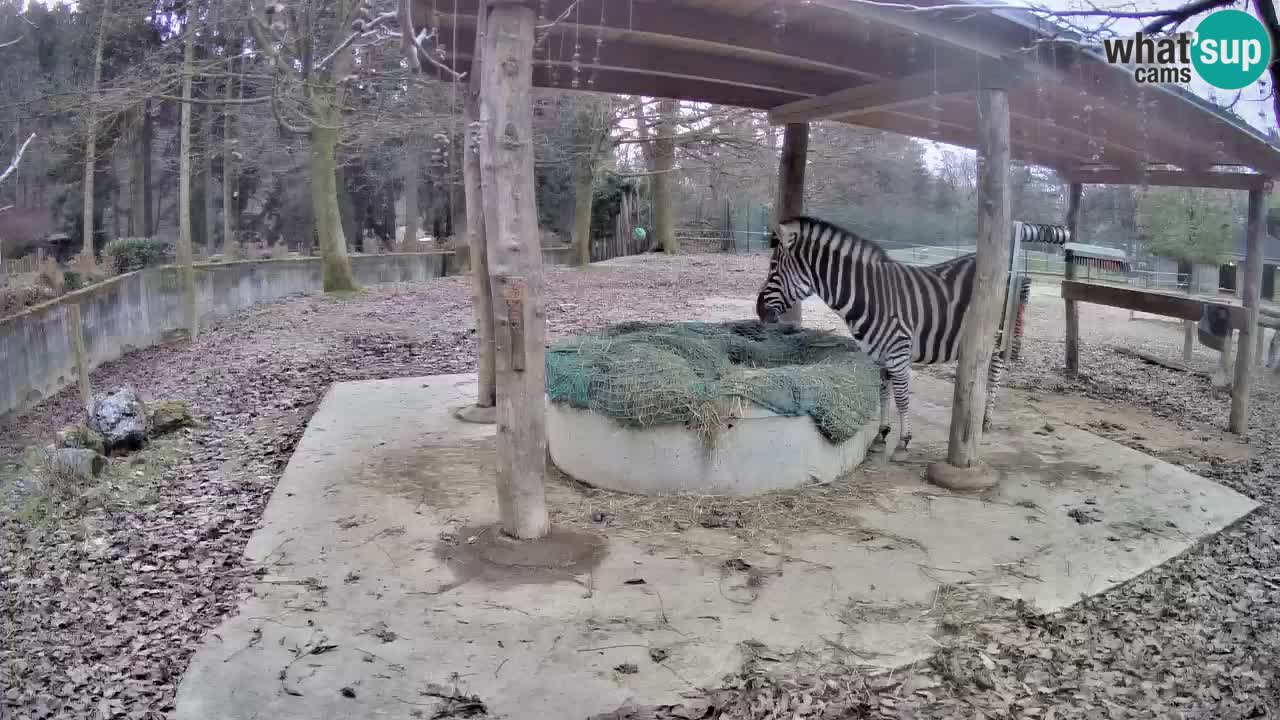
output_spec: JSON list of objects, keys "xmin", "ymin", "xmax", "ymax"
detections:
[{"xmin": 890, "ymin": 447, "xmax": 910, "ymax": 462}]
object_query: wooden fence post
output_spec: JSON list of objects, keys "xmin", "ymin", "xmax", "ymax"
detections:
[
  {"xmin": 1229, "ymin": 184, "xmax": 1268, "ymax": 434},
  {"xmin": 1182, "ymin": 267, "xmax": 1195, "ymax": 363},
  {"xmin": 65, "ymin": 303, "xmax": 92, "ymax": 410},
  {"xmin": 478, "ymin": 0, "xmax": 549, "ymax": 539},
  {"xmin": 1063, "ymin": 183, "xmax": 1082, "ymax": 374},
  {"xmin": 774, "ymin": 122, "xmax": 808, "ymax": 325},
  {"xmin": 929, "ymin": 86, "xmax": 1011, "ymax": 488}
]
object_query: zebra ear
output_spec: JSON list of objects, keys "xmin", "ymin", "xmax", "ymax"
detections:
[{"xmin": 772, "ymin": 221, "xmax": 801, "ymax": 251}]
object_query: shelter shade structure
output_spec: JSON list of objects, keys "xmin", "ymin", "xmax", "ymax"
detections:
[
  {"xmin": 404, "ymin": 0, "xmax": 1280, "ymax": 522},
  {"xmin": 412, "ymin": 0, "xmax": 1280, "ymax": 181}
]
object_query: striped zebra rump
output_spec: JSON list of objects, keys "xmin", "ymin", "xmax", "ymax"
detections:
[{"xmin": 1013, "ymin": 222, "xmax": 1070, "ymax": 247}]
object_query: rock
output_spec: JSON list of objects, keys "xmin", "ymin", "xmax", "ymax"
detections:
[
  {"xmin": 43, "ymin": 447, "xmax": 107, "ymax": 484},
  {"xmin": 55, "ymin": 424, "xmax": 106, "ymax": 455},
  {"xmin": 147, "ymin": 399, "xmax": 194, "ymax": 436},
  {"xmin": 87, "ymin": 386, "xmax": 148, "ymax": 454}
]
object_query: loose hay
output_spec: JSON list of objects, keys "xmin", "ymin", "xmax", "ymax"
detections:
[
  {"xmin": 544, "ymin": 320, "xmax": 881, "ymax": 448},
  {"xmin": 547, "ymin": 462, "xmax": 904, "ymax": 544}
]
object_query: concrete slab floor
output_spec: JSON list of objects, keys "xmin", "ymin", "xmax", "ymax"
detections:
[{"xmin": 172, "ymin": 371, "xmax": 1258, "ymax": 720}]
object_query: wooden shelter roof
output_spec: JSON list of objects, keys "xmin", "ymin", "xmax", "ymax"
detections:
[{"xmin": 421, "ymin": 0, "xmax": 1280, "ymax": 189}]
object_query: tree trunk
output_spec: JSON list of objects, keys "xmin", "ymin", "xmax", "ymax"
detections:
[
  {"xmin": 774, "ymin": 123, "xmax": 808, "ymax": 325},
  {"xmin": 652, "ymin": 99, "xmax": 678, "ymax": 254},
  {"xmin": 943, "ymin": 87, "xmax": 1011, "ymax": 470},
  {"xmin": 178, "ymin": 21, "xmax": 198, "ymax": 340},
  {"xmin": 81, "ymin": 0, "xmax": 110, "ymax": 257},
  {"xmin": 129, "ymin": 106, "xmax": 146, "ymax": 237},
  {"xmin": 478, "ymin": 1, "xmax": 549, "ymax": 539},
  {"xmin": 572, "ymin": 155, "xmax": 593, "ymax": 265},
  {"xmin": 337, "ymin": 164, "xmax": 359, "ymax": 252},
  {"xmin": 311, "ymin": 116, "xmax": 357, "ymax": 291},
  {"xmin": 465, "ymin": 0, "xmax": 495, "ymax": 410},
  {"xmin": 142, "ymin": 101, "xmax": 154, "ymax": 236},
  {"xmin": 402, "ymin": 145, "xmax": 420, "ymax": 248},
  {"xmin": 222, "ymin": 72, "xmax": 238, "ymax": 254},
  {"xmin": 203, "ymin": 100, "xmax": 217, "ymax": 253}
]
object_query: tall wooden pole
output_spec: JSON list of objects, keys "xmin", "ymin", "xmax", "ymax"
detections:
[
  {"xmin": 478, "ymin": 0, "xmax": 549, "ymax": 539},
  {"xmin": 1229, "ymin": 184, "xmax": 1269, "ymax": 434},
  {"xmin": 1063, "ymin": 183, "xmax": 1082, "ymax": 375},
  {"xmin": 177, "ymin": 20, "xmax": 198, "ymax": 341},
  {"xmin": 464, "ymin": 0, "xmax": 496, "ymax": 414},
  {"xmin": 774, "ymin": 122, "xmax": 808, "ymax": 325},
  {"xmin": 942, "ymin": 88, "xmax": 1011, "ymax": 470}
]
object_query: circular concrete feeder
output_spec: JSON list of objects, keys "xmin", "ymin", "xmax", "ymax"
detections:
[{"xmin": 546, "ymin": 396, "xmax": 879, "ymax": 496}]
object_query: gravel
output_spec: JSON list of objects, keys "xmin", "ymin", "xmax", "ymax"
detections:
[{"xmin": 3, "ymin": 252, "xmax": 1279, "ymax": 719}]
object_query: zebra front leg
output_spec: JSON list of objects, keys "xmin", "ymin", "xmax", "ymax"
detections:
[
  {"xmin": 887, "ymin": 364, "xmax": 913, "ymax": 462},
  {"xmin": 869, "ymin": 367, "xmax": 892, "ymax": 453}
]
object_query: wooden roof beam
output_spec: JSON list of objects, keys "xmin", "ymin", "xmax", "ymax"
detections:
[
  {"xmin": 804, "ymin": 0, "xmax": 1280, "ymax": 173},
  {"xmin": 1062, "ymin": 168, "xmax": 1273, "ymax": 190},
  {"xmin": 444, "ymin": 28, "xmax": 870, "ymax": 102},
  {"xmin": 851, "ymin": 110, "xmax": 1082, "ymax": 172},
  {"xmin": 805, "ymin": 0, "xmax": 1018, "ymax": 59},
  {"xmin": 430, "ymin": 0, "xmax": 929, "ymax": 84},
  {"xmin": 767, "ymin": 61, "xmax": 1024, "ymax": 125},
  {"xmin": 1036, "ymin": 41, "xmax": 1280, "ymax": 175}
]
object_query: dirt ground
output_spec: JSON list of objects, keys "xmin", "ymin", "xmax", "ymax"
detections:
[{"xmin": 3, "ymin": 252, "xmax": 1279, "ymax": 719}]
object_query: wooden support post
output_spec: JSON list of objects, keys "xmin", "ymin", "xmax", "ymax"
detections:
[
  {"xmin": 478, "ymin": 0, "xmax": 549, "ymax": 539},
  {"xmin": 774, "ymin": 122, "xmax": 808, "ymax": 325},
  {"xmin": 1182, "ymin": 266, "xmax": 1192, "ymax": 361},
  {"xmin": 464, "ymin": 0, "xmax": 496, "ymax": 414},
  {"xmin": 1229, "ymin": 185, "xmax": 1268, "ymax": 434},
  {"xmin": 65, "ymin": 303, "xmax": 92, "ymax": 410},
  {"xmin": 942, "ymin": 87, "xmax": 1012, "ymax": 471},
  {"xmin": 1063, "ymin": 183, "xmax": 1082, "ymax": 375}
]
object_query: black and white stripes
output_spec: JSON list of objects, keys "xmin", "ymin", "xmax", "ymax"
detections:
[
  {"xmin": 756, "ymin": 214, "xmax": 1027, "ymax": 462},
  {"xmin": 1012, "ymin": 221, "xmax": 1070, "ymax": 247}
]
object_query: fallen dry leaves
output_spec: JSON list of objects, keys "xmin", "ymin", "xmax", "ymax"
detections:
[{"xmin": 2, "ymin": 254, "xmax": 1279, "ymax": 719}]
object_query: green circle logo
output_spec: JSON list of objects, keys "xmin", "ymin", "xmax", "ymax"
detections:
[{"xmin": 1192, "ymin": 9, "xmax": 1273, "ymax": 90}]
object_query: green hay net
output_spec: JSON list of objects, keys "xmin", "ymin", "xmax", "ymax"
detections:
[{"xmin": 545, "ymin": 320, "xmax": 882, "ymax": 446}]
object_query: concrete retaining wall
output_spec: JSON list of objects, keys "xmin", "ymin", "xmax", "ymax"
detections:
[{"xmin": 1, "ymin": 250, "xmax": 573, "ymax": 418}]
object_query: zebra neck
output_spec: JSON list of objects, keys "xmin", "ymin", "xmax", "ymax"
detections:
[{"xmin": 804, "ymin": 237, "xmax": 886, "ymax": 309}]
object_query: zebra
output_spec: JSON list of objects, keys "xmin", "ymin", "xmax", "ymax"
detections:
[{"xmin": 755, "ymin": 214, "xmax": 1032, "ymax": 462}]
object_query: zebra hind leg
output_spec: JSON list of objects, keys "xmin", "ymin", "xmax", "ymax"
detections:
[
  {"xmin": 983, "ymin": 340, "xmax": 1006, "ymax": 432},
  {"xmin": 887, "ymin": 365, "xmax": 913, "ymax": 462},
  {"xmin": 869, "ymin": 368, "xmax": 892, "ymax": 453}
]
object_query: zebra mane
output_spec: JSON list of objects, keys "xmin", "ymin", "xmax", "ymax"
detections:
[{"xmin": 783, "ymin": 215, "xmax": 892, "ymax": 263}]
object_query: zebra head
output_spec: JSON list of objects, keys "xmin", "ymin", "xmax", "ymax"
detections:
[{"xmin": 756, "ymin": 218, "xmax": 812, "ymax": 324}]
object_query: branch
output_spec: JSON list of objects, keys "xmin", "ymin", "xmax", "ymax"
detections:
[
  {"xmin": 0, "ymin": 35, "xmax": 22, "ymax": 49},
  {"xmin": 0, "ymin": 132, "xmax": 35, "ymax": 185},
  {"xmin": 153, "ymin": 93, "xmax": 273, "ymax": 106},
  {"xmin": 1252, "ymin": 0, "xmax": 1280, "ymax": 125},
  {"xmin": 395, "ymin": 0, "xmax": 465, "ymax": 80},
  {"xmin": 271, "ymin": 81, "xmax": 311, "ymax": 137},
  {"xmin": 1142, "ymin": 0, "xmax": 1235, "ymax": 33},
  {"xmin": 317, "ymin": 10, "xmax": 399, "ymax": 70}
]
